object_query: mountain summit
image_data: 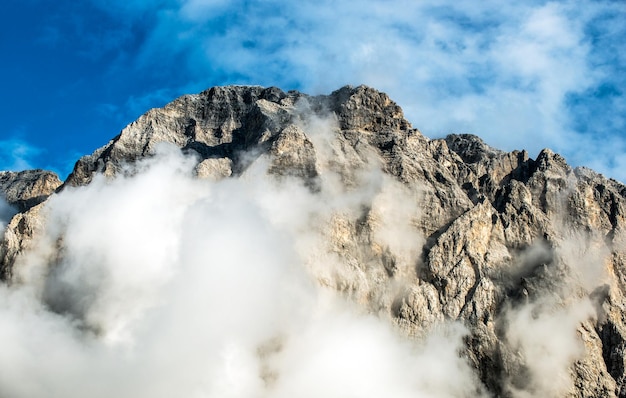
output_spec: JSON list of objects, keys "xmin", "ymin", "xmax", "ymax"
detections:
[{"xmin": 2, "ymin": 85, "xmax": 626, "ymax": 397}]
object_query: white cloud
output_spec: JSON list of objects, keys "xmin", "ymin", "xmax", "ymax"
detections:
[
  {"xmin": 505, "ymin": 298, "xmax": 595, "ymax": 397},
  {"xmin": 0, "ymin": 197, "xmax": 16, "ymax": 231},
  {"xmin": 0, "ymin": 138, "xmax": 42, "ymax": 171},
  {"xmin": 1, "ymin": 102, "xmax": 615, "ymax": 396},
  {"xmin": 86, "ymin": 0, "xmax": 624, "ymax": 180},
  {"xmin": 1, "ymin": 144, "xmax": 487, "ymax": 397}
]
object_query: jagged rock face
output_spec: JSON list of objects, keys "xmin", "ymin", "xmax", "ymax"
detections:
[
  {"xmin": 0, "ymin": 170, "xmax": 61, "ymax": 280},
  {"xmin": 0, "ymin": 170, "xmax": 61, "ymax": 212},
  {"xmin": 2, "ymin": 85, "xmax": 626, "ymax": 397}
]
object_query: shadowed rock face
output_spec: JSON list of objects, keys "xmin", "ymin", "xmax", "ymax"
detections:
[
  {"xmin": 0, "ymin": 170, "xmax": 62, "ymax": 281},
  {"xmin": 0, "ymin": 170, "xmax": 61, "ymax": 212},
  {"xmin": 3, "ymin": 84, "xmax": 626, "ymax": 397}
]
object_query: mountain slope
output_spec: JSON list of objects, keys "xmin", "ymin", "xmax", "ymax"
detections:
[{"xmin": 2, "ymin": 85, "xmax": 626, "ymax": 397}]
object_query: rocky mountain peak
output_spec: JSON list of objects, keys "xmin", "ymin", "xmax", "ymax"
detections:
[
  {"xmin": 63, "ymin": 84, "xmax": 417, "ymax": 188},
  {"xmin": 445, "ymin": 133, "xmax": 504, "ymax": 163},
  {"xmin": 2, "ymin": 85, "xmax": 626, "ymax": 397}
]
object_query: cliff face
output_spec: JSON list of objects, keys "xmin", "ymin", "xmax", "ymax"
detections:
[
  {"xmin": 0, "ymin": 170, "xmax": 62, "ymax": 280},
  {"xmin": 0, "ymin": 170, "xmax": 61, "ymax": 212},
  {"xmin": 2, "ymin": 85, "xmax": 626, "ymax": 397}
]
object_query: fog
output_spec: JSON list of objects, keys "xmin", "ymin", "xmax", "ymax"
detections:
[
  {"xmin": 0, "ymin": 144, "xmax": 488, "ymax": 397},
  {"xmin": 0, "ymin": 196, "xmax": 16, "ymax": 231},
  {"xmin": 0, "ymin": 114, "xmax": 611, "ymax": 396}
]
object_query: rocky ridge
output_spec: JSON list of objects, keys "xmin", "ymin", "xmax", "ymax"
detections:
[
  {"xmin": 2, "ymin": 85, "xmax": 626, "ymax": 397},
  {"xmin": 0, "ymin": 170, "xmax": 61, "ymax": 212}
]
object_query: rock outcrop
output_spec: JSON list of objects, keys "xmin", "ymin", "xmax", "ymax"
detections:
[
  {"xmin": 0, "ymin": 170, "xmax": 61, "ymax": 212},
  {"xmin": 2, "ymin": 85, "xmax": 626, "ymax": 397},
  {"xmin": 0, "ymin": 170, "xmax": 61, "ymax": 280}
]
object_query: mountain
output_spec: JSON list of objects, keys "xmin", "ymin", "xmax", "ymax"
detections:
[{"xmin": 2, "ymin": 85, "xmax": 626, "ymax": 397}]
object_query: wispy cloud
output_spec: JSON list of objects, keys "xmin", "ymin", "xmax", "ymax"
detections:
[
  {"xmin": 66, "ymin": 0, "xmax": 626, "ymax": 181},
  {"xmin": 0, "ymin": 146, "xmax": 488, "ymax": 397},
  {"xmin": 0, "ymin": 138, "xmax": 42, "ymax": 171},
  {"xmin": 97, "ymin": 88, "xmax": 176, "ymax": 128},
  {"xmin": 0, "ymin": 197, "xmax": 16, "ymax": 231}
]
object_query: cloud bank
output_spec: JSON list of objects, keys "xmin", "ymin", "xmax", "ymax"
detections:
[
  {"xmin": 0, "ymin": 98, "xmax": 613, "ymax": 396},
  {"xmin": 1, "ymin": 144, "xmax": 490, "ymax": 397}
]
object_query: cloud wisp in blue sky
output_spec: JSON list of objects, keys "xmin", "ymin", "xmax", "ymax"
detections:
[
  {"xmin": 0, "ymin": 138, "xmax": 41, "ymax": 172},
  {"xmin": 1, "ymin": 0, "xmax": 624, "ymax": 181}
]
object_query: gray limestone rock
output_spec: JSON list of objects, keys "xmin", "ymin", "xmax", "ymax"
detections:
[
  {"xmin": 0, "ymin": 170, "xmax": 61, "ymax": 212},
  {"xmin": 194, "ymin": 158, "xmax": 233, "ymax": 180},
  {"xmin": 2, "ymin": 84, "xmax": 626, "ymax": 397}
]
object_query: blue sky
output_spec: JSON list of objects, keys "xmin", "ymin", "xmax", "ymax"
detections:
[{"xmin": 1, "ymin": 0, "xmax": 625, "ymax": 181}]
